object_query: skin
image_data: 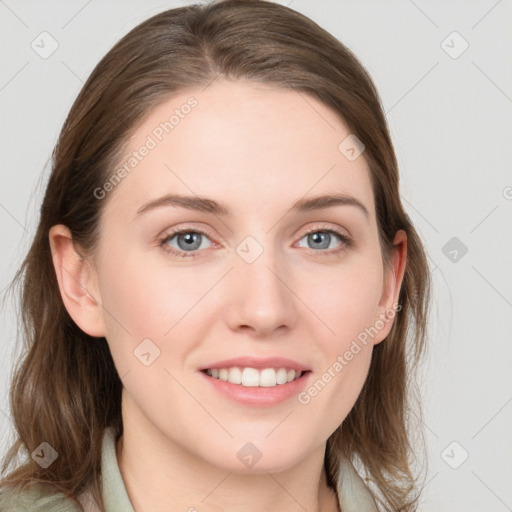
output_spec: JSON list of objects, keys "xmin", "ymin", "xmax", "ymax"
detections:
[{"xmin": 50, "ymin": 79, "xmax": 406, "ymax": 512}]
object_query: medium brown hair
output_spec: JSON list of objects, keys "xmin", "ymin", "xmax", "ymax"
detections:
[{"xmin": 1, "ymin": 1, "xmax": 431, "ymax": 510}]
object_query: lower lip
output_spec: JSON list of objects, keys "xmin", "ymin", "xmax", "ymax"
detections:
[{"xmin": 199, "ymin": 370, "xmax": 311, "ymax": 407}]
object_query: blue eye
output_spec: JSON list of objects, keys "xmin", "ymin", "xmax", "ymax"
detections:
[
  {"xmin": 160, "ymin": 230, "xmax": 213, "ymax": 258},
  {"xmin": 297, "ymin": 230, "xmax": 343, "ymax": 250},
  {"xmin": 159, "ymin": 227, "xmax": 352, "ymax": 259}
]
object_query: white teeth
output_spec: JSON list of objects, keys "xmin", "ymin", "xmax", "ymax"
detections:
[
  {"xmin": 276, "ymin": 368, "xmax": 288, "ymax": 385},
  {"xmin": 241, "ymin": 367, "xmax": 259, "ymax": 387},
  {"xmin": 228, "ymin": 367, "xmax": 243, "ymax": 385},
  {"xmin": 205, "ymin": 366, "xmax": 304, "ymax": 387},
  {"xmin": 259, "ymin": 368, "xmax": 276, "ymax": 387}
]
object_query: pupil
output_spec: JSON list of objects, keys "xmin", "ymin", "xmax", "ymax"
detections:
[
  {"xmin": 179, "ymin": 232, "xmax": 201, "ymax": 250},
  {"xmin": 310, "ymin": 232, "xmax": 329, "ymax": 249}
]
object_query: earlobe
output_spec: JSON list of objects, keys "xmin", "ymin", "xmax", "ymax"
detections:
[
  {"xmin": 49, "ymin": 224, "xmax": 106, "ymax": 337},
  {"xmin": 373, "ymin": 229, "xmax": 407, "ymax": 345}
]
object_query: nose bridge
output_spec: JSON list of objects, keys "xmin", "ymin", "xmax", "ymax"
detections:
[{"xmin": 225, "ymin": 235, "xmax": 297, "ymax": 334}]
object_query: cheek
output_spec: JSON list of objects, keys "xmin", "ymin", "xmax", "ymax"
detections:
[
  {"xmin": 294, "ymin": 254, "xmax": 383, "ymax": 411},
  {"xmin": 94, "ymin": 252, "xmax": 170, "ymax": 364},
  {"xmin": 95, "ymin": 249, "xmax": 222, "ymax": 377},
  {"xmin": 97, "ymin": 251, "xmax": 202, "ymax": 334},
  {"xmin": 304, "ymin": 255, "xmax": 384, "ymax": 346},
  {"xmin": 296, "ymin": 267, "xmax": 379, "ymax": 433}
]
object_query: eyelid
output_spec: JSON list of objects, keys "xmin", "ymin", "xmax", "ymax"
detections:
[
  {"xmin": 158, "ymin": 225, "xmax": 218, "ymax": 257},
  {"xmin": 298, "ymin": 222, "xmax": 351, "ymax": 238},
  {"xmin": 158, "ymin": 221, "xmax": 353, "ymax": 258},
  {"xmin": 158, "ymin": 223, "xmax": 217, "ymax": 244},
  {"xmin": 294, "ymin": 223, "xmax": 353, "ymax": 253},
  {"xmin": 158, "ymin": 223, "xmax": 349, "ymax": 244}
]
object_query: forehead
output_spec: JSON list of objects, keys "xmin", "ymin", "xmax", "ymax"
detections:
[{"xmin": 104, "ymin": 79, "xmax": 375, "ymax": 221}]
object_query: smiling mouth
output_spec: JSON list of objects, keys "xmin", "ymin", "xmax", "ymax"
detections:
[{"xmin": 201, "ymin": 367, "xmax": 309, "ymax": 388}]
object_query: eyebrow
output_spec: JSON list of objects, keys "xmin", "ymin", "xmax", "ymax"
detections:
[{"xmin": 135, "ymin": 193, "xmax": 370, "ymax": 220}]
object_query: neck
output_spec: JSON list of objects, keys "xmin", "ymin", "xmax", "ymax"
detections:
[{"xmin": 116, "ymin": 415, "xmax": 339, "ymax": 512}]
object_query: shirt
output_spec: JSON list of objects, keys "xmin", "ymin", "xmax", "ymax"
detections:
[{"xmin": 0, "ymin": 426, "xmax": 378, "ymax": 511}]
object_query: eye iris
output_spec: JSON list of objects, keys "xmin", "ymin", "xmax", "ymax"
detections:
[
  {"xmin": 308, "ymin": 232, "xmax": 331, "ymax": 249},
  {"xmin": 177, "ymin": 232, "xmax": 202, "ymax": 251},
  {"xmin": 171, "ymin": 231, "xmax": 337, "ymax": 253}
]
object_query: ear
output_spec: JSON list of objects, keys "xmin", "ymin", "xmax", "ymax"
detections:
[
  {"xmin": 373, "ymin": 229, "xmax": 407, "ymax": 345},
  {"xmin": 49, "ymin": 224, "xmax": 106, "ymax": 337}
]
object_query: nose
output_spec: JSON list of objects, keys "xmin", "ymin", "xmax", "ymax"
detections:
[{"xmin": 224, "ymin": 246, "xmax": 298, "ymax": 338}]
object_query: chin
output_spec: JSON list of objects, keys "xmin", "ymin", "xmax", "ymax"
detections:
[{"xmin": 208, "ymin": 440, "xmax": 310, "ymax": 475}]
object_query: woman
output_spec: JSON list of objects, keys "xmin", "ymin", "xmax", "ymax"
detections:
[{"xmin": 0, "ymin": 1, "xmax": 430, "ymax": 510}]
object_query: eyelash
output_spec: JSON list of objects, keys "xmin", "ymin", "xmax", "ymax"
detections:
[{"xmin": 158, "ymin": 225, "xmax": 352, "ymax": 259}]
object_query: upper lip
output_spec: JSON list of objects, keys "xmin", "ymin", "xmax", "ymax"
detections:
[{"xmin": 200, "ymin": 356, "xmax": 310, "ymax": 372}]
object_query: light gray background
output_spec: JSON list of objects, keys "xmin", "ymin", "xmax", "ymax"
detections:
[{"xmin": 1, "ymin": 1, "xmax": 511, "ymax": 511}]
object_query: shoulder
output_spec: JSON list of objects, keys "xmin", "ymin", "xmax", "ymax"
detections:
[{"xmin": 0, "ymin": 482, "xmax": 83, "ymax": 512}]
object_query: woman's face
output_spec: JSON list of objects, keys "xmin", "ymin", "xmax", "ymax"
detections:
[{"xmin": 78, "ymin": 79, "xmax": 405, "ymax": 473}]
